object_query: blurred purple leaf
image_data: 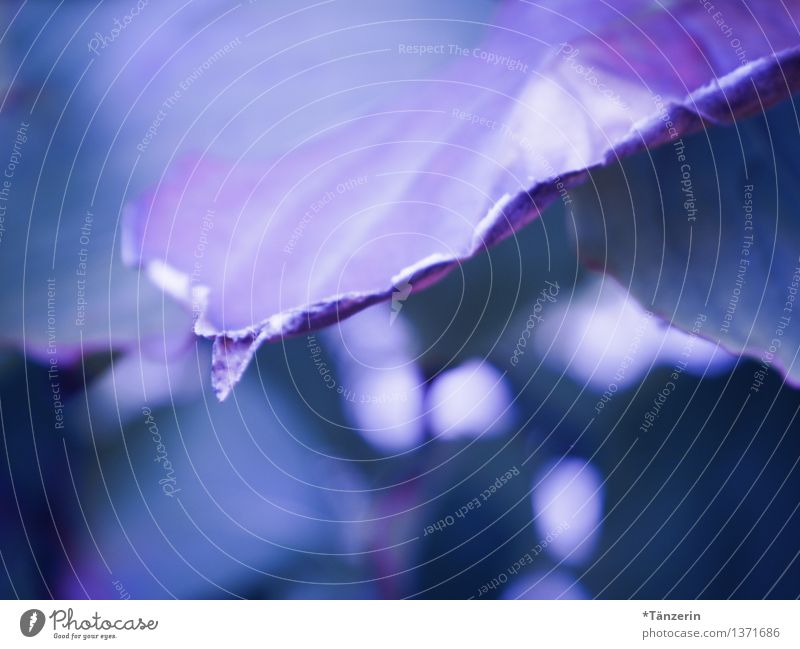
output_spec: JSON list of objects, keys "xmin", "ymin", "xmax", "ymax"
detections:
[{"xmin": 572, "ymin": 97, "xmax": 800, "ymax": 388}]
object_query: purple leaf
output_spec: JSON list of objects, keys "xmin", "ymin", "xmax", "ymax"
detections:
[
  {"xmin": 572, "ymin": 96, "xmax": 800, "ymax": 389},
  {"xmin": 0, "ymin": 0, "xmax": 494, "ymax": 363},
  {"xmin": 123, "ymin": 0, "xmax": 800, "ymax": 399}
]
